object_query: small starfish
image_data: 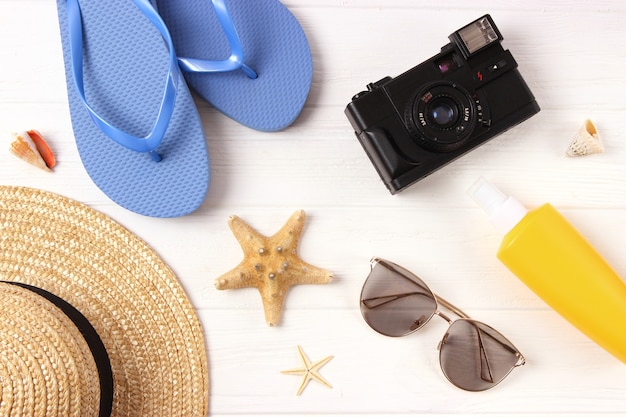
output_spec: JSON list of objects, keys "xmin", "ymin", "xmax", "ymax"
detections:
[
  {"xmin": 214, "ymin": 210, "xmax": 333, "ymax": 326},
  {"xmin": 281, "ymin": 345, "xmax": 334, "ymax": 396}
]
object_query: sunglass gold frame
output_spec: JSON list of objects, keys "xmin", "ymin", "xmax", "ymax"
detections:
[{"xmin": 360, "ymin": 257, "xmax": 526, "ymax": 391}]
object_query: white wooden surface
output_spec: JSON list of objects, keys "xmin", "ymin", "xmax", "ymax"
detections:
[{"xmin": 2, "ymin": 1, "xmax": 626, "ymax": 416}]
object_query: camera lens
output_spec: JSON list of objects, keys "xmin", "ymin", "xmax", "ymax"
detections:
[
  {"xmin": 427, "ymin": 98, "xmax": 459, "ymax": 128},
  {"xmin": 405, "ymin": 82, "xmax": 477, "ymax": 153}
]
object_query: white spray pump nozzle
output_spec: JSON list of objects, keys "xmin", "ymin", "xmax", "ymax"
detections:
[{"xmin": 467, "ymin": 177, "xmax": 529, "ymax": 235}]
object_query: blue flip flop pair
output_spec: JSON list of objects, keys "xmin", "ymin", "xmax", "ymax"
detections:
[{"xmin": 56, "ymin": 0, "xmax": 313, "ymax": 217}]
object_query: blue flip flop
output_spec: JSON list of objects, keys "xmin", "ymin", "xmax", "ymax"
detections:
[
  {"xmin": 155, "ymin": 0, "xmax": 313, "ymax": 132},
  {"xmin": 56, "ymin": 0, "xmax": 210, "ymax": 217}
]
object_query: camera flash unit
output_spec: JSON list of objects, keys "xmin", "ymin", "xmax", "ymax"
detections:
[{"xmin": 451, "ymin": 15, "xmax": 503, "ymax": 59}]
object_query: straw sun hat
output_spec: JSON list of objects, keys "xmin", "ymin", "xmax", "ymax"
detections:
[{"xmin": 0, "ymin": 186, "xmax": 209, "ymax": 417}]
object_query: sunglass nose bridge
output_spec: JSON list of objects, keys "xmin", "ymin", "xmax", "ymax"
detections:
[{"xmin": 434, "ymin": 309, "xmax": 453, "ymax": 324}]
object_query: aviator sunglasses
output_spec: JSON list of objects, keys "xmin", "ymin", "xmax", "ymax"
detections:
[{"xmin": 360, "ymin": 257, "xmax": 525, "ymax": 391}]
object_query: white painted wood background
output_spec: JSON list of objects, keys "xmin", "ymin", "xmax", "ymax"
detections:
[{"xmin": 2, "ymin": 1, "xmax": 626, "ymax": 416}]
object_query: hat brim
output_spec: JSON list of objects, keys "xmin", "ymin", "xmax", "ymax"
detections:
[{"xmin": 0, "ymin": 186, "xmax": 209, "ymax": 417}]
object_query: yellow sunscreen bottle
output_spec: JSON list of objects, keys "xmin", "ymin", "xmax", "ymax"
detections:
[{"xmin": 468, "ymin": 177, "xmax": 626, "ymax": 364}]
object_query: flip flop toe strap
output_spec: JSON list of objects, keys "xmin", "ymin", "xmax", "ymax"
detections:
[
  {"xmin": 177, "ymin": 0, "xmax": 258, "ymax": 79},
  {"xmin": 66, "ymin": 0, "xmax": 180, "ymax": 161}
]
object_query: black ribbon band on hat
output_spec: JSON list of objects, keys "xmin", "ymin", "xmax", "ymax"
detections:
[{"xmin": 4, "ymin": 281, "xmax": 114, "ymax": 417}]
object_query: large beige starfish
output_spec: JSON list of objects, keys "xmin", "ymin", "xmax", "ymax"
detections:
[
  {"xmin": 281, "ymin": 345, "xmax": 334, "ymax": 396},
  {"xmin": 214, "ymin": 210, "xmax": 333, "ymax": 326}
]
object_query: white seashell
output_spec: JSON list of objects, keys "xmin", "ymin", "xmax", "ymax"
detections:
[
  {"xmin": 9, "ymin": 131, "xmax": 51, "ymax": 171},
  {"xmin": 565, "ymin": 119, "xmax": 604, "ymax": 157}
]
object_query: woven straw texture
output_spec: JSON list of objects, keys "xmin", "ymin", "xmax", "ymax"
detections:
[
  {"xmin": 0, "ymin": 186, "xmax": 209, "ymax": 417},
  {"xmin": 0, "ymin": 283, "xmax": 101, "ymax": 417}
]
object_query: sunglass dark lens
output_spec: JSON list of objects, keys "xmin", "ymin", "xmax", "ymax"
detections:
[
  {"xmin": 360, "ymin": 259, "xmax": 437, "ymax": 337},
  {"xmin": 439, "ymin": 319, "xmax": 522, "ymax": 391}
]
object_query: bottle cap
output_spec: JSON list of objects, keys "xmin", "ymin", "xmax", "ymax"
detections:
[{"xmin": 467, "ymin": 177, "xmax": 528, "ymax": 234}]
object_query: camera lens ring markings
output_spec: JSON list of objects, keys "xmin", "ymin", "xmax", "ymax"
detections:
[{"xmin": 405, "ymin": 82, "xmax": 478, "ymax": 153}]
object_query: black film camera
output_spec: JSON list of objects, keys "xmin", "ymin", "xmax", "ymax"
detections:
[{"xmin": 345, "ymin": 15, "xmax": 540, "ymax": 194}]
